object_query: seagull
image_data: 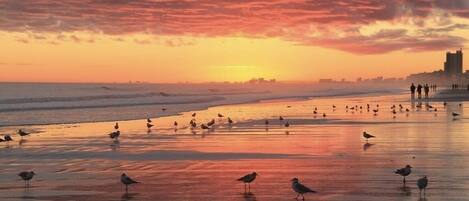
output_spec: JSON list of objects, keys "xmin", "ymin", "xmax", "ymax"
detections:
[
  {"xmin": 0, "ymin": 138, "xmax": 3, "ymax": 142},
  {"xmin": 190, "ymin": 120, "xmax": 197, "ymax": 128},
  {"xmin": 279, "ymin": 116, "xmax": 284, "ymax": 121},
  {"xmin": 146, "ymin": 122, "xmax": 154, "ymax": 129},
  {"xmin": 313, "ymin": 111, "xmax": 317, "ymax": 115},
  {"xmin": 405, "ymin": 108, "xmax": 410, "ymax": 112},
  {"xmin": 373, "ymin": 109, "xmax": 379, "ymax": 113},
  {"xmin": 363, "ymin": 132, "xmax": 375, "ymax": 142},
  {"xmin": 322, "ymin": 113, "xmax": 326, "ymax": 118},
  {"xmin": 265, "ymin": 120, "xmax": 269, "ymax": 125},
  {"xmin": 395, "ymin": 165, "xmax": 412, "ymax": 184},
  {"xmin": 192, "ymin": 112, "xmax": 196, "ymax": 117},
  {"xmin": 162, "ymin": 107, "xmax": 167, "ymax": 111},
  {"xmin": 452, "ymin": 112, "xmax": 460, "ymax": 117},
  {"xmin": 121, "ymin": 173, "xmax": 139, "ymax": 192},
  {"xmin": 417, "ymin": 176, "xmax": 428, "ymax": 197},
  {"xmin": 291, "ymin": 178, "xmax": 317, "ymax": 200},
  {"xmin": 285, "ymin": 122, "xmax": 290, "ymax": 127},
  {"xmin": 174, "ymin": 121, "xmax": 178, "ymax": 127},
  {"xmin": 218, "ymin": 113, "xmax": 224, "ymax": 118},
  {"xmin": 18, "ymin": 171, "xmax": 35, "ymax": 187},
  {"xmin": 201, "ymin": 124, "xmax": 210, "ymax": 129},
  {"xmin": 4, "ymin": 135, "xmax": 13, "ymax": 141},
  {"xmin": 237, "ymin": 172, "xmax": 258, "ymax": 192},
  {"xmin": 147, "ymin": 118, "xmax": 152, "ymax": 123},
  {"xmin": 114, "ymin": 123, "xmax": 119, "ymax": 130},
  {"xmin": 228, "ymin": 117, "xmax": 234, "ymax": 124},
  {"xmin": 443, "ymin": 102, "xmax": 447, "ymax": 106},
  {"xmin": 109, "ymin": 130, "xmax": 120, "ymax": 140},
  {"xmin": 207, "ymin": 119, "xmax": 215, "ymax": 127},
  {"xmin": 18, "ymin": 129, "xmax": 30, "ymax": 138}
]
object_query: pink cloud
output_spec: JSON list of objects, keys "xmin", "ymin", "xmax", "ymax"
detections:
[{"xmin": 0, "ymin": 0, "xmax": 467, "ymax": 53}]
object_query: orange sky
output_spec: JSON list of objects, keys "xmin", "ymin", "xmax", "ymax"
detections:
[{"xmin": 0, "ymin": 1, "xmax": 468, "ymax": 83}]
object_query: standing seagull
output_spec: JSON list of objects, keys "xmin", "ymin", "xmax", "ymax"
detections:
[
  {"xmin": 363, "ymin": 131, "xmax": 375, "ymax": 142},
  {"xmin": 174, "ymin": 121, "xmax": 178, "ymax": 127},
  {"xmin": 146, "ymin": 122, "xmax": 154, "ymax": 129},
  {"xmin": 417, "ymin": 176, "xmax": 428, "ymax": 198},
  {"xmin": 121, "ymin": 173, "xmax": 139, "ymax": 192},
  {"xmin": 18, "ymin": 129, "xmax": 30, "ymax": 138},
  {"xmin": 4, "ymin": 135, "xmax": 13, "ymax": 141},
  {"xmin": 114, "ymin": 123, "xmax": 119, "ymax": 130},
  {"xmin": 192, "ymin": 112, "xmax": 197, "ymax": 117},
  {"xmin": 147, "ymin": 118, "xmax": 152, "ymax": 123},
  {"xmin": 237, "ymin": 172, "xmax": 258, "ymax": 192},
  {"xmin": 395, "ymin": 165, "xmax": 412, "ymax": 184},
  {"xmin": 227, "ymin": 117, "xmax": 234, "ymax": 125},
  {"xmin": 207, "ymin": 119, "xmax": 215, "ymax": 127},
  {"xmin": 291, "ymin": 178, "xmax": 317, "ymax": 200},
  {"xmin": 452, "ymin": 112, "xmax": 460, "ymax": 117},
  {"xmin": 18, "ymin": 171, "xmax": 35, "ymax": 187},
  {"xmin": 279, "ymin": 116, "xmax": 284, "ymax": 121},
  {"xmin": 218, "ymin": 113, "xmax": 224, "ymax": 118},
  {"xmin": 285, "ymin": 121, "xmax": 290, "ymax": 127},
  {"xmin": 109, "ymin": 130, "xmax": 120, "ymax": 140},
  {"xmin": 190, "ymin": 120, "xmax": 197, "ymax": 128},
  {"xmin": 201, "ymin": 124, "xmax": 210, "ymax": 129}
]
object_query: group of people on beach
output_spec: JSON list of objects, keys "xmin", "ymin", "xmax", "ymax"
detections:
[{"xmin": 410, "ymin": 83, "xmax": 435, "ymax": 99}]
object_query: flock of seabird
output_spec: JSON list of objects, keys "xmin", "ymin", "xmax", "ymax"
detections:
[{"xmin": 5, "ymin": 101, "xmax": 461, "ymax": 199}]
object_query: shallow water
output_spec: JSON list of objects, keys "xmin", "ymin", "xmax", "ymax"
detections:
[{"xmin": 0, "ymin": 93, "xmax": 468, "ymax": 201}]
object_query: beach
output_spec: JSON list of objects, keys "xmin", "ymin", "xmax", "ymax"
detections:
[{"xmin": 0, "ymin": 91, "xmax": 468, "ymax": 201}]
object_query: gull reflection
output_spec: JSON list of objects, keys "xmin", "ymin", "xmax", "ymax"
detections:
[
  {"xmin": 110, "ymin": 140, "xmax": 120, "ymax": 151},
  {"xmin": 363, "ymin": 142, "xmax": 375, "ymax": 151},
  {"xmin": 242, "ymin": 192, "xmax": 257, "ymax": 201},
  {"xmin": 398, "ymin": 185, "xmax": 411, "ymax": 196},
  {"xmin": 19, "ymin": 139, "xmax": 27, "ymax": 146},
  {"xmin": 121, "ymin": 192, "xmax": 139, "ymax": 201}
]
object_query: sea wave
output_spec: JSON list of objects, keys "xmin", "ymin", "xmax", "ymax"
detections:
[{"xmin": 0, "ymin": 96, "xmax": 225, "ymax": 112}]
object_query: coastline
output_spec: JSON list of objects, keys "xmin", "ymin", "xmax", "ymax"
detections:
[{"xmin": 0, "ymin": 88, "xmax": 404, "ymax": 127}]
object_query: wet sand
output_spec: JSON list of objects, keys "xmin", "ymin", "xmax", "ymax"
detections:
[{"xmin": 0, "ymin": 93, "xmax": 468, "ymax": 201}]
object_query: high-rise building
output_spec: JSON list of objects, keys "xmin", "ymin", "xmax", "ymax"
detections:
[{"xmin": 444, "ymin": 49, "xmax": 463, "ymax": 76}]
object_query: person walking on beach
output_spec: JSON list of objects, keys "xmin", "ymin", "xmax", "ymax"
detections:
[
  {"xmin": 410, "ymin": 83, "xmax": 416, "ymax": 99},
  {"xmin": 424, "ymin": 84, "xmax": 430, "ymax": 98},
  {"xmin": 417, "ymin": 84, "xmax": 422, "ymax": 99}
]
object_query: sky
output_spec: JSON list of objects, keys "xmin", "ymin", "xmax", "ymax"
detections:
[{"xmin": 0, "ymin": 0, "xmax": 468, "ymax": 83}]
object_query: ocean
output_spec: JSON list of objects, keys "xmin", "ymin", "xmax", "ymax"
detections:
[{"xmin": 0, "ymin": 82, "xmax": 402, "ymax": 126}]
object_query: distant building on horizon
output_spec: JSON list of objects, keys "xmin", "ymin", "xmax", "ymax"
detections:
[{"xmin": 444, "ymin": 49, "xmax": 463, "ymax": 76}]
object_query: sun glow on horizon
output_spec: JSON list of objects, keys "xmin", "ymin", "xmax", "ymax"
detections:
[{"xmin": 0, "ymin": 29, "xmax": 467, "ymax": 83}]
